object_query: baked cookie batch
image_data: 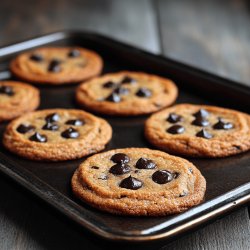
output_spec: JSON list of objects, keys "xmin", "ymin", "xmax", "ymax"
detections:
[{"xmin": 1, "ymin": 46, "xmax": 250, "ymax": 216}]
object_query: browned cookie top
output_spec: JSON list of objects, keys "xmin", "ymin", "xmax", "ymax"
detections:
[
  {"xmin": 0, "ymin": 81, "xmax": 39, "ymax": 121},
  {"xmin": 76, "ymin": 71, "xmax": 178, "ymax": 116},
  {"xmin": 3, "ymin": 109, "xmax": 112, "ymax": 161},
  {"xmin": 10, "ymin": 47, "xmax": 103, "ymax": 85},
  {"xmin": 145, "ymin": 104, "xmax": 250, "ymax": 157},
  {"xmin": 72, "ymin": 148, "xmax": 206, "ymax": 216}
]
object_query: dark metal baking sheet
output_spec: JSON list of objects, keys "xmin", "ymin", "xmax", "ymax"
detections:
[{"xmin": 0, "ymin": 31, "xmax": 249, "ymax": 245}]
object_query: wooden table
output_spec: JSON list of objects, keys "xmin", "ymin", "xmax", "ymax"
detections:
[{"xmin": 0, "ymin": 0, "xmax": 250, "ymax": 249}]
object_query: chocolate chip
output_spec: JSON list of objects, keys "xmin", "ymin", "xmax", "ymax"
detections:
[
  {"xmin": 196, "ymin": 128, "xmax": 213, "ymax": 139},
  {"xmin": 193, "ymin": 109, "xmax": 209, "ymax": 118},
  {"xmin": 42, "ymin": 122, "xmax": 59, "ymax": 131},
  {"xmin": 233, "ymin": 145, "xmax": 241, "ymax": 150},
  {"xmin": 114, "ymin": 87, "xmax": 129, "ymax": 95},
  {"xmin": 29, "ymin": 132, "xmax": 47, "ymax": 142},
  {"xmin": 91, "ymin": 166, "xmax": 99, "ymax": 169},
  {"xmin": 134, "ymin": 170, "xmax": 140, "ymax": 173},
  {"xmin": 45, "ymin": 113, "xmax": 60, "ymax": 123},
  {"xmin": 136, "ymin": 88, "xmax": 152, "ymax": 98},
  {"xmin": 65, "ymin": 119, "xmax": 85, "ymax": 126},
  {"xmin": 106, "ymin": 92, "xmax": 121, "ymax": 102},
  {"xmin": 167, "ymin": 113, "xmax": 183, "ymax": 123},
  {"xmin": 109, "ymin": 163, "xmax": 131, "ymax": 175},
  {"xmin": 167, "ymin": 125, "xmax": 185, "ymax": 134},
  {"xmin": 152, "ymin": 170, "xmax": 174, "ymax": 184},
  {"xmin": 119, "ymin": 176, "xmax": 143, "ymax": 190},
  {"xmin": 173, "ymin": 172, "xmax": 180, "ymax": 179},
  {"xmin": 102, "ymin": 81, "xmax": 117, "ymax": 88},
  {"xmin": 68, "ymin": 49, "xmax": 80, "ymax": 58},
  {"xmin": 135, "ymin": 158, "xmax": 156, "ymax": 169},
  {"xmin": 30, "ymin": 54, "xmax": 43, "ymax": 62},
  {"xmin": 17, "ymin": 124, "xmax": 35, "ymax": 134},
  {"xmin": 0, "ymin": 86, "xmax": 14, "ymax": 96},
  {"xmin": 48, "ymin": 59, "xmax": 61, "ymax": 72},
  {"xmin": 120, "ymin": 76, "xmax": 136, "ymax": 84},
  {"xmin": 192, "ymin": 117, "xmax": 209, "ymax": 127},
  {"xmin": 213, "ymin": 118, "xmax": 233, "ymax": 130},
  {"xmin": 61, "ymin": 127, "xmax": 79, "ymax": 139},
  {"xmin": 110, "ymin": 153, "xmax": 130, "ymax": 164}
]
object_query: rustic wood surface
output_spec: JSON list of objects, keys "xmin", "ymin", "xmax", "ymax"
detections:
[{"xmin": 0, "ymin": 0, "xmax": 249, "ymax": 249}]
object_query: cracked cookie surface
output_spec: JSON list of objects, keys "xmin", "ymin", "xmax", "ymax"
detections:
[
  {"xmin": 3, "ymin": 109, "xmax": 112, "ymax": 161},
  {"xmin": 0, "ymin": 81, "xmax": 39, "ymax": 122},
  {"xmin": 10, "ymin": 47, "xmax": 103, "ymax": 85},
  {"xmin": 71, "ymin": 148, "xmax": 206, "ymax": 216},
  {"xmin": 145, "ymin": 104, "xmax": 250, "ymax": 157},
  {"xmin": 76, "ymin": 71, "xmax": 178, "ymax": 116}
]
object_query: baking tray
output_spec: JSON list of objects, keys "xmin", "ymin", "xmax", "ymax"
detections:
[{"xmin": 0, "ymin": 31, "xmax": 250, "ymax": 247}]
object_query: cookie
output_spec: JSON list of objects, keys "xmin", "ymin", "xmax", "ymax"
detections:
[
  {"xmin": 76, "ymin": 71, "xmax": 178, "ymax": 116},
  {"xmin": 0, "ymin": 81, "xmax": 39, "ymax": 122},
  {"xmin": 71, "ymin": 148, "xmax": 206, "ymax": 216},
  {"xmin": 3, "ymin": 109, "xmax": 112, "ymax": 161},
  {"xmin": 10, "ymin": 47, "xmax": 103, "ymax": 85},
  {"xmin": 145, "ymin": 104, "xmax": 250, "ymax": 158}
]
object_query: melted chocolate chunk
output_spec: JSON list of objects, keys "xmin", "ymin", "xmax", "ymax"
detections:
[
  {"xmin": 42, "ymin": 122, "xmax": 59, "ymax": 131},
  {"xmin": 152, "ymin": 170, "xmax": 174, "ymax": 184},
  {"xmin": 65, "ymin": 119, "xmax": 85, "ymax": 126},
  {"xmin": 192, "ymin": 117, "xmax": 209, "ymax": 127},
  {"xmin": 167, "ymin": 125, "xmax": 185, "ymax": 134},
  {"xmin": 196, "ymin": 128, "xmax": 212, "ymax": 139},
  {"xmin": 110, "ymin": 153, "xmax": 130, "ymax": 164},
  {"xmin": 29, "ymin": 132, "xmax": 47, "ymax": 142},
  {"xmin": 102, "ymin": 81, "xmax": 117, "ymax": 88},
  {"xmin": 30, "ymin": 54, "xmax": 43, "ymax": 62},
  {"xmin": 109, "ymin": 163, "xmax": 131, "ymax": 175},
  {"xmin": 114, "ymin": 87, "xmax": 129, "ymax": 95},
  {"xmin": 45, "ymin": 113, "xmax": 60, "ymax": 123},
  {"xmin": 61, "ymin": 127, "xmax": 79, "ymax": 139},
  {"xmin": 213, "ymin": 118, "xmax": 233, "ymax": 130},
  {"xmin": 119, "ymin": 176, "xmax": 143, "ymax": 190},
  {"xmin": 68, "ymin": 49, "xmax": 80, "ymax": 58},
  {"xmin": 136, "ymin": 88, "xmax": 152, "ymax": 98},
  {"xmin": 120, "ymin": 76, "xmax": 136, "ymax": 84},
  {"xmin": 91, "ymin": 166, "xmax": 99, "ymax": 169},
  {"xmin": 167, "ymin": 113, "xmax": 183, "ymax": 123},
  {"xmin": 48, "ymin": 59, "xmax": 61, "ymax": 72},
  {"xmin": 106, "ymin": 92, "xmax": 121, "ymax": 102},
  {"xmin": 135, "ymin": 158, "xmax": 156, "ymax": 169},
  {"xmin": 17, "ymin": 124, "xmax": 35, "ymax": 134},
  {"xmin": 193, "ymin": 109, "xmax": 209, "ymax": 118},
  {"xmin": 0, "ymin": 85, "xmax": 14, "ymax": 96}
]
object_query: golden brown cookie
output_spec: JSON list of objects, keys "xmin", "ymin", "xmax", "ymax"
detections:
[
  {"xmin": 3, "ymin": 109, "xmax": 112, "ymax": 161},
  {"xmin": 10, "ymin": 47, "xmax": 103, "ymax": 85},
  {"xmin": 76, "ymin": 71, "xmax": 178, "ymax": 116},
  {"xmin": 71, "ymin": 148, "xmax": 206, "ymax": 216},
  {"xmin": 145, "ymin": 104, "xmax": 250, "ymax": 158},
  {"xmin": 0, "ymin": 81, "xmax": 39, "ymax": 122}
]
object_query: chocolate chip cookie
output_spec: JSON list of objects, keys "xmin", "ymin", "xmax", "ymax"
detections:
[
  {"xmin": 3, "ymin": 109, "xmax": 112, "ymax": 161},
  {"xmin": 76, "ymin": 71, "xmax": 178, "ymax": 116},
  {"xmin": 0, "ymin": 81, "xmax": 39, "ymax": 122},
  {"xmin": 10, "ymin": 47, "xmax": 103, "ymax": 85},
  {"xmin": 145, "ymin": 104, "xmax": 250, "ymax": 157},
  {"xmin": 71, "ymin": 148, "xmax": 206, "ymax": 216}
]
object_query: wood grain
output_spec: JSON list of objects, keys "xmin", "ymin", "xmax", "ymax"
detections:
[{"xmin": 0, "ymin": 0, "xmax": 250, "ymax": 249}]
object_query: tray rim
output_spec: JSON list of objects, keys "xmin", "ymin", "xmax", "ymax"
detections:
[{"xmin": 0, "ymin": 30, "xmax": 249, "ymax": 243}]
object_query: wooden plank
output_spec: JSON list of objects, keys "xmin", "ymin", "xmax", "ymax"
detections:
[
  {"xmin": 0, "ymin": 0, "xmax": 160, "ymax": 53},
  {"xmin": 156, "ymin": 0, "xmax": 250, "ymax": 85},
  {"xmin": 161, "ymin": 208, "xmax": 250, "ymax": 250}
]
